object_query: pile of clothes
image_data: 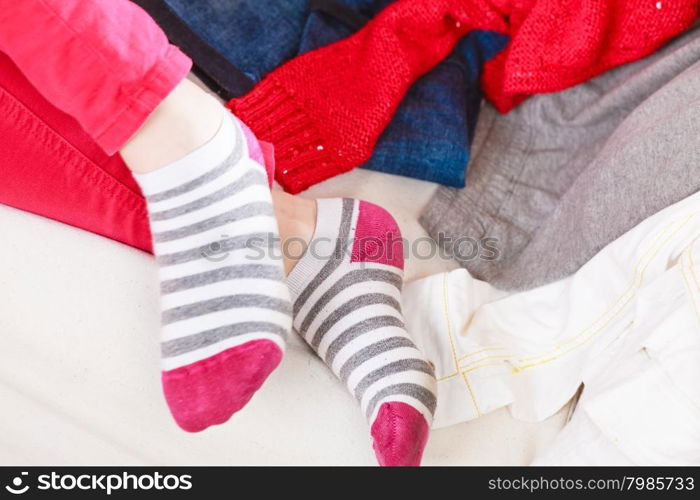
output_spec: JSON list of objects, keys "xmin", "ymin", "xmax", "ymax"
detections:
[
  {"xmin": 135, "ymin": 0, "xmax": 698, "ymax": 193},
  {"xmin": 1, "ymin": 0, "xmax": 699, "ymax": 464}
]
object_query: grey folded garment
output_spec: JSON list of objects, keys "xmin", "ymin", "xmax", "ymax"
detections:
[{"xmin": 421, "ymin": 25, "xmax": 700, "ymax": 291}]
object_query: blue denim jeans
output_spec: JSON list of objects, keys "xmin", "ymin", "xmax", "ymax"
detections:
[{"xmin": 134, "ymin": 0, "xmax": 507, "ymax": 187}]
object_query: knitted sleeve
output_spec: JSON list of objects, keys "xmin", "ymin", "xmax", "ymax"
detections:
[{"xmin": 228, "ymin": 0, "xmax": 506, "ymax": 193}]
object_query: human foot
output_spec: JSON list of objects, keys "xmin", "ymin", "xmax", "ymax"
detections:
[
  {"xmin": 134, "ymin": 108, "xmax": 291, "ymax": 432},
  {"xmin": 286, "ymin": 198, "xmax": 436, "ymax": 465}
]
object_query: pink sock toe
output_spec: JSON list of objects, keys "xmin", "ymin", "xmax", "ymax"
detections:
[
  {"xmin": 370, "ymin": 402, "xmax": 430, "ymax": 466},
  {"xmin": 162, "ymin": 339, "xmax": 283, "ymax": 432}
]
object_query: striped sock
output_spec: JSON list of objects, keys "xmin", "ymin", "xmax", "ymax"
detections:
[
  {"xmin": 287, "ymin": 198, "xmax": 437, "ymax": 466},
  {"xmin": 134, "ymin": 110, "xmax": 291, "ymax": 432}
]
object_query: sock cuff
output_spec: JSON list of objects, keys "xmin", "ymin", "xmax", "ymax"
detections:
[
  {"xmin": 286, "ymin": 198, "xmax": 355, "ymax": 297},
  {"xmin": 134, "ymin": 105, "xmax": 247, "ymax": 198}
]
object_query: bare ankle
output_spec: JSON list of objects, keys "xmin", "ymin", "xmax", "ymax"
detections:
[
  {"xmin": 272, "ymin": 190, "xmax": 317, "ymax": 275},
  {"xmin": 120, "ymin": 78, "xmax": 223, "ymax": 173}
]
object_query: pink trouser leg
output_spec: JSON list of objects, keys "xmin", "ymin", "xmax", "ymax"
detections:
[
  {"xmin": 0, "ymin": 0, "xmax": 191, "ymax": 154},
  {"xmin": 0, "ymin": 0, "xmax": 287, "ymax": 434}
]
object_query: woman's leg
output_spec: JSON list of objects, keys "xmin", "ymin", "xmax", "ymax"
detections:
[
  {"xmin": 124, "ymin": 89, "xmax": 437, "ymax": 463},
  {"xmin": 0, "ymin": 0, "xmax": 291, "ymax": 432},
  {"xmin": 126, "ymin": 91, "xmax": 434, "ymax": 463},
  {"xmin": 0, "ymin": 0, "xmax": 436, "ymax": 463},
  {"xmin": 120, "ymin": 79, "xmax": 223, "ymax": 173},
  {"xmin": 129, "ymin": 89, "xmax": 292, "ymax": 432},
  {"xmin": 273, "ymin": 192, "xmax": 437, "ymax": 466},
  {"xmin": 0, "ymin": 0, "xmax": 191, "ymax": 155}
]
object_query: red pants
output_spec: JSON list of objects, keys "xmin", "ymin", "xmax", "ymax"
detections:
[{"xmin": 0, "ymin": 0, "xmax": 192, "ymax": 252}]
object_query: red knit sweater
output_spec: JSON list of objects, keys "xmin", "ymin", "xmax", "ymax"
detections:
[{"xmin": 229, "ymin": 0, "xmax": 699, "ymax": 193}]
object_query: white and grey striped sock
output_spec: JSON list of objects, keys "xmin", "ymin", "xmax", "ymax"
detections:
[
  {"xmin": 287, "ymin": 198, "xmax": 437, "ymax": 466},
  {"xmin": 134, "ymin": 110, "xmax": 291, "ymax": 432}
]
